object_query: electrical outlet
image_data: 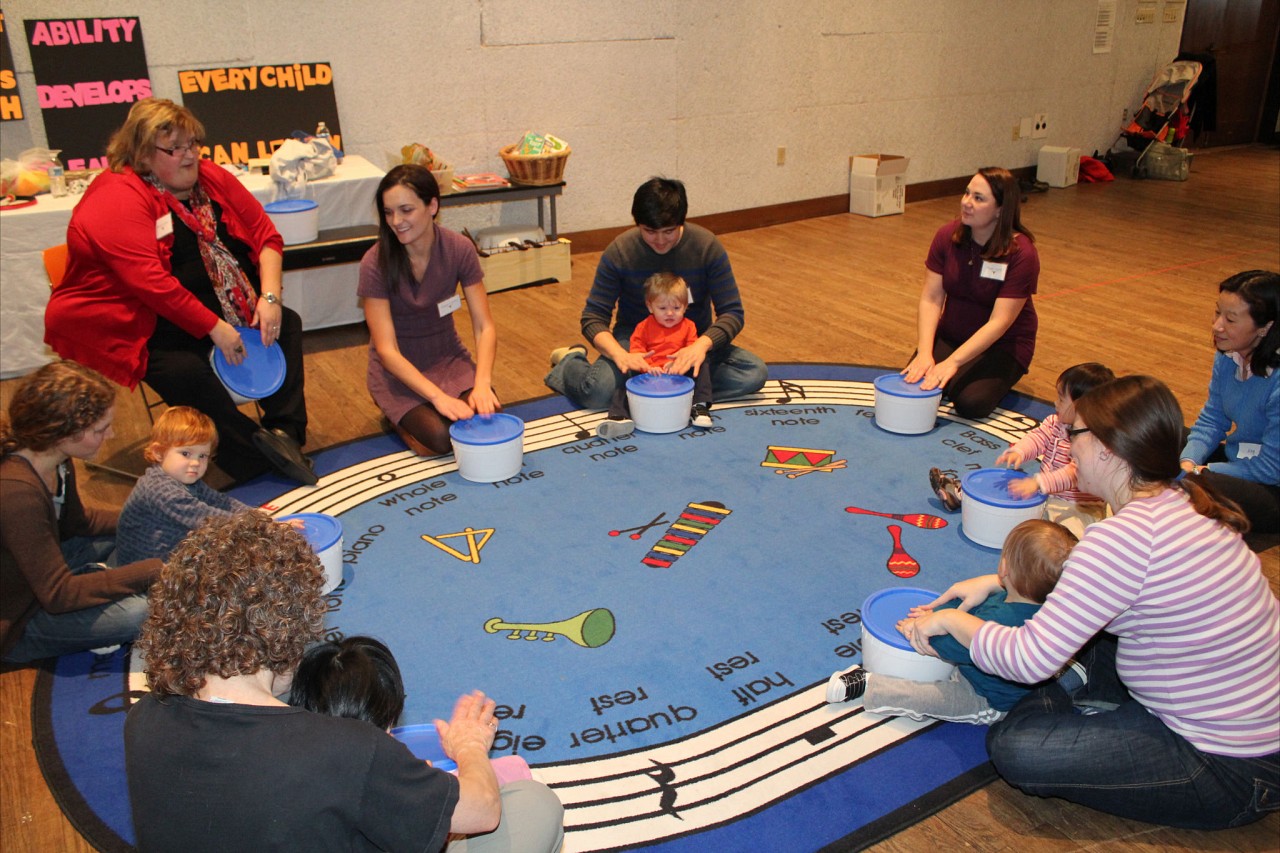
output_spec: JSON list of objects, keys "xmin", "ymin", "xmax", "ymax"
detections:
[
  {"xmin": 1012, "ymin": 124, "xmax": 1021, "ymax": 141},
  {"xmin": 776, "ymin": 147, "xmax": 786, "ymax": 166},
  {"xmin": 1122, "ymin": 107, "xmax": 1129, "ymax": 125},
  {"xmin": 1163, "ymin": 1, "xmax": 1181, "ymax": 23},
  {"xmin": 1019, "ymin": 116, "xmax": 1034, "ymax": 139},
  {"xmin": 1032, "ymin": 113, "xmax": 1048, "ymax": 139}
]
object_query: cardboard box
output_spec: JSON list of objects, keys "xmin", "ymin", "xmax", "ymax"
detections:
[
  {"xmin": 1036, "ymin": 146, "xmax": 1081, "ymax": 187},
  {"xmin": 849, "ymin": 154, "xmax": 909, "ymax": 217},
  {"xmin": 479, "ymin": 238, "xmax": 572, "ymax": 293}
]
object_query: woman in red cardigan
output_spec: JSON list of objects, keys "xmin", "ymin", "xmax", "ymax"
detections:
[{"xmin": 45, "ymin": 98, "xmax": 314, "ymax": 484}]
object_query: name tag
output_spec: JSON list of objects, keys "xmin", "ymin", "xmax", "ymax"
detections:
[
  {"xmin": 438, "ymin": 293, "xmax": 462, "ymax": 317},
  {"xmin": 155, "ymin": 214, "xmax": 174, "ymax": 240},
  {"xmin": 1237, "ymin": 443, "xmax": 1261, "ymax": 459},
  {"xmin": 979, "ymin": 260, "xmax": 1007, "ymax": 281}
]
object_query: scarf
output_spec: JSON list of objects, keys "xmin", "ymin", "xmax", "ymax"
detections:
[{"xmin": 145, "ymin": 172, "xmax": 257, "ymax": 325}]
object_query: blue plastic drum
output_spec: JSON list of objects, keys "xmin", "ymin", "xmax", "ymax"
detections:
[
  {"xmin": 625, "ymin": 373, "xmax": 695, "ymax": 433},
  {"xmin": 276, "ymin": 512, "xmax": 343, "ymax": 594},
  {"xmin": 960, "ymin": 468, "xmax": 1046, "ymax": 549},
  {"xmin": 860, "ymin": 587, "xmax": 956, "ymax": 681},
  {"xmin": 449, "ymin": 413, "xmax": 525, "ymax": 482},
  {"xmin": 872, "ymin": 373, "xmax": 942, "ymax": 435},
  {"xmin": 390, "ymin": 723, "xmax": 458, "ymax": 772},
  {"xmin": 209, "ymin": 326, "xmax": 286, "ymax": 405}
]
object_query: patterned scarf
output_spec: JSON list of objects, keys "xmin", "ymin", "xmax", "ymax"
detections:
[{"xmin": 145, "ymin": 173, "xmax": 257, "ymax": 325}]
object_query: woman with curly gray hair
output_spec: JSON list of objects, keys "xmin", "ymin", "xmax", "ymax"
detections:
[
  {"xmin": 126, "ymin": 510, "xmax": 563, "ymax": 852},
  {"xmin": 0, "ymin": 360, "xmax": 162, "ymax": 662}
]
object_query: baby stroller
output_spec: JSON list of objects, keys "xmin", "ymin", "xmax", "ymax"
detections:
[{"xmin": 1109, "ymin": 59, "xmax": 1202, "ymax": 177}]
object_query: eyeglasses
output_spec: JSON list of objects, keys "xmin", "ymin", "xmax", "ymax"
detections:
[
  {"xmin": 1065, "ymin": 426, "xmax": 1091, "ymax": 441},
  {"xmin": 154, "ymin": 140, "xmax": 203, "ymax": 157}
]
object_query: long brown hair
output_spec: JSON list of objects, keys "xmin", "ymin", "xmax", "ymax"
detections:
[
  {"xmin": 374, "ymin": 164, "xmax": 440, "ymax": 293},
  {"xmin": 1075, "ymin": 375, "xmax": 1248, "ymax": 533},
  {"xmin": 0, "ymin": 361, "xmax": 116, "ymax": 455},
  {"xmin": 951, "ymin": 166, "xmax": 1034, "ymax": 259}
]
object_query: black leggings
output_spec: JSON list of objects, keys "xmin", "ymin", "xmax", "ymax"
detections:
[{"xmin": 931, "ymin": 337, "xmax": 1028, "ymax": 420}]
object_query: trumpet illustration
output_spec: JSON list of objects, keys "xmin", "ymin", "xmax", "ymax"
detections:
[{"xmin": 484, "ymin": 608, "xmax": 616, "ymax": 649}]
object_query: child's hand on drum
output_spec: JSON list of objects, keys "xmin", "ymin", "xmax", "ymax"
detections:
[{"xmin": 1007, "ymin": 476, "xmax": 1041, "ymax": 499}]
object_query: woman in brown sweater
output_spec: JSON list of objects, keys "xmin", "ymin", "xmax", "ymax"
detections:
[{"xmin": 0, "ymin": 361, "xmax": 161, "ymax": 662}]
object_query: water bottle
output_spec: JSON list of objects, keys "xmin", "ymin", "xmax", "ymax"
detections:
[
  {"xmin": 316, "ymin": 121, "xmax": 343, "ymax": 164},
  {"xmin": 49, "ymin": 157, "xmax": 67, "ymax": 198}
]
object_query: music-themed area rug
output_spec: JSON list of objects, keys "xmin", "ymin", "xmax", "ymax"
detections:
[{"xmin": 33, "ymin": 364, "xmax": 1053, "ymax": 852}]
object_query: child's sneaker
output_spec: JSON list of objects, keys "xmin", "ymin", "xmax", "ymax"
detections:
[
  {"xmin": 825, "ymin": 667, "xmax": 867, "ymax": 703},
  {"xmin": 691, "ymin": 403, "xmax": 713, "ymax": 428},
  {"xmin": 597, "ymin": 417, "xmax": 634, "ymax": 438},
  {"xmin": 928, "ymin": 467, "xmax": 962, "ymax": 512}
]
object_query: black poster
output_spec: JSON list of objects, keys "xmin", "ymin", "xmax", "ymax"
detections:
[
  {"xmin": 24, "ymin": 17, "xmax": 151, "ymax": 169},
  {"xmin": 1, "ymin": 9, "xmax": 22, "ymax": 121},
  {"xmin": 177, "ymin": 62, "xmax": 342, "ymax": 165}
]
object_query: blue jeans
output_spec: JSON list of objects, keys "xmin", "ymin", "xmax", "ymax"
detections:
[
  {"xmin": 2, "ymin": 536, "xmax": 150, "ymax": 663},
  {"xmin": 545, "ymin": 336, "xmax": 767, "ymax": 410},
  {"xmin": 986, "ymin": 637, "xmax": 1280, "ymax": 829}
]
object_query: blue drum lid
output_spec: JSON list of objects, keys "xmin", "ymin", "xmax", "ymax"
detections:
[
  {"xmin": 861, "ymin": 587, "xmax": 941, "ymax": 651},
  {"xmin": 263, "ymin": 199, "xmax": 318, "ymax": 214},
  {"xmin": 873, "ymin": 373, "xmax": 942, "ymax": 399},
  {"xmin": 210, "ymin": 326, "xmax": 286, "ymax": 400},
  {"xmin": 626, "ymin": 373, "xmax": 695, "ymax": 398},
  {"xmin": 961, "ymin": 468, "xmax": 1047, "ymax": 509},
  {"xmin": 390, "ymin": 723, "xmax": 457, "ymax": 772},
  {"xmin": 276, "ymin": 513, "xmax": 342, "ymax": 552},
  {"xmin": 449, "ymin": 412, "xmax": 525, "ymax": 446}
]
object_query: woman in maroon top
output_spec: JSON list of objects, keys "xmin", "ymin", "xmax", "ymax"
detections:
[
  {"xmin": 358, "ymin": 165, "xmax": 499, "ymax": 456},
  {"xmin": 902, "ymin": 166, "xmax": 1040, "ymax": 419}
]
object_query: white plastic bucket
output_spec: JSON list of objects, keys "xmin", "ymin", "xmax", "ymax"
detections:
[
  {"xmin": 209, "ymin": 326, "xmax": 286, "ymax": 405},
  {"xmin": 626, "ymin": 373, "xmax": 694, "ymax": 433},
  {"xmin": 264, "ymin": 199, "xmax": 319, "ymax": 245},
  {"xmin": 278, "ymin": 512, "xmax": 343, "ymax": 595},
  {"xmin": 861, "ymin": 587, "xmax": 957, "ymax": 682},
  {"xmin": 873, "ymin": 373, "xmax": 942, "ymax": 435},
  {"xmin": 961, "ymin": 468, "xmax": 1047, "ymax": 549},
  {"xmin": 450, "ymin": 413, "xmax": 525, "ymax": 483}
]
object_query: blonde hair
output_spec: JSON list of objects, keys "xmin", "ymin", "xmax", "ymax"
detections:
[
  {"xmin": 644, "ymin": 272, "xmax": 689, "ymax": 307},
  {"xmin": 105, "ymin": 98, "xmax": 205, "ymax": 174},
  {"xmin": 144, "ymin": 406, "xmax": 218, "ymax": 464},
  {"xmin": 1001, "ymin": 519, "xmax": 1078, "ymax": 603}
]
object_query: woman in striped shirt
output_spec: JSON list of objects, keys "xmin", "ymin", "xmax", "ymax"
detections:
[{"xmin": 899, "ymin": 375, "xmax": 1279, "ymax": 829}]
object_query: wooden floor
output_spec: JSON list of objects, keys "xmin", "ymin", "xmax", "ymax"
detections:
[{"xmin": 3, "ymin": 145, "xmax": 1278, "ymax": 852}]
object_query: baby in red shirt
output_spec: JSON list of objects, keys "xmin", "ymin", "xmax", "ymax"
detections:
[{"xmin": 598, "ymin": 272, "xmax": 714, "ymax": 437}]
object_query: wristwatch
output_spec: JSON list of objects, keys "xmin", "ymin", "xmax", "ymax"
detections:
[{"xmin": 261, "ymin": 292, "xmax": 280, "ymax": 305}]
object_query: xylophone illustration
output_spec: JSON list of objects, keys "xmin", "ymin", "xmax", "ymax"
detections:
[{"xmin": 642, "ymin": 501, "xmax": 732, "ymax": 568}]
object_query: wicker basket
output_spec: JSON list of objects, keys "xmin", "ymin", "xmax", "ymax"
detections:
[{"xmin": 499, "ymin": 143, "xmax": 570, "ymax": 186}]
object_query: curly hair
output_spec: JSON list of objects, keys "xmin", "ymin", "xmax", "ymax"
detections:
[
  {"xmin": 137, "ymin": 511, "xmax": 327, "ymax": 697},
  {"xmin": 0, "ymin": 360, "xmax": 116, "ymax": 455},
  {"xmin": 144, "ymin": 406, "xmax": 218, "ymax": 464}
]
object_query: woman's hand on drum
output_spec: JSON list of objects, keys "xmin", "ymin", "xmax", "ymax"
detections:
[
  {"xmin": 435, "ymin": 690, "xmax": 499, "ymax": 760},
  {"xmin": 469, "ymin": 385, "xmax": 500, "ymax": 417},
  {"xmin": 901, "ymin": 353, "xmax": 934, "ymax": 385},
  {"xmin": 253, "ymin": 295, "xmax": 283, "ymax": 348},
  {"xmin": 210, "ymin": 320, "xmax": 246, "ymax": 366},
  {"xmin": 923, "ymin": 574, "xmax": 1003, "ymax": 613},
  {"xmin": 434, "ymin": 393, "xmax": 478, "ymax": 423},
  {"xmin": 919, "ymin": 359, "xmax": 958, "ymax": 392}
]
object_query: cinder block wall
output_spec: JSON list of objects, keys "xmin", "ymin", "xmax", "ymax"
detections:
[{"xmin": 0, "ymin": 1, "xmax": 1182, "ymax": 231}]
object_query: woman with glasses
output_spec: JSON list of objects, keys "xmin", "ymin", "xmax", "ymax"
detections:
[
  {"xmin": 45, "ymin": 98, "xmax": 314, "ymax": 485},
  {"xmin": 897, "ymin": 375, "xmax": 1278, "ymax": 829}
]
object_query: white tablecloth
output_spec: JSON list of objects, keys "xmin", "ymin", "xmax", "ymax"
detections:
[{"xmin": 0, "ymin": 155, "xmax": 385, "ymax": 379}]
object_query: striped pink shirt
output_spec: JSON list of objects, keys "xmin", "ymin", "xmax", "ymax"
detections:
[
  {"xmin": 972, "ymin": 488, "xmax": 1280, "ymax": 757},
  {"xmin": 1008, "ymin": 414, "xmax": 1103, "ymax": 502}
]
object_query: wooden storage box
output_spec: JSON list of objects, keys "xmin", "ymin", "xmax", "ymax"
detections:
[{"xmin": 479, "ymin": 238, "xmax": 572, "ymax": 293}]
